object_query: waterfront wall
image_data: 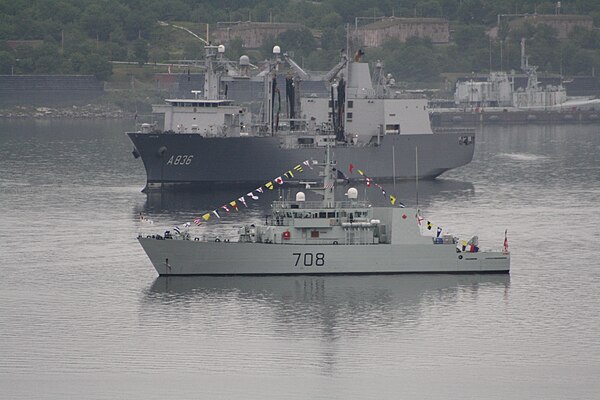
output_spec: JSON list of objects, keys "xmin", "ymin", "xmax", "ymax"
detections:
[{"xmin": 0, "ymin": 75, "xmax": 104, "ymax": 106}]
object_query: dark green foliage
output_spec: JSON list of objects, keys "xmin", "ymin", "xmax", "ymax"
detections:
[
  {"xmin": 0, "ymin": 0, "xmax": 599, "ymax": 81},
  {"xmin": 82, "ymin": 52, "xmax": 113, "ymax": 80},
  {"xmin": 0, "ymin": 50, "xmax": 15, "ymax": 73},
  {"xmin": 569, "ymin": 26, "xmax": 600, "ymax": 49},
  {"xmin": 226, "ymin": 38, "xmax": 245, "ymax": 60},
  {"xmin": 31, "ymin": 42, "xmax": 62, "ymax": 73},
  {"xmin": 133, "ymin": 39, "xmax": 149, "ymax": 65},
  {"xmin": 366, "ymin": 38, "xmax": 441, "ymax": 82},
  {"xmin": 276, "ymin": 29, "xmax": 317, "ymax": 59}
]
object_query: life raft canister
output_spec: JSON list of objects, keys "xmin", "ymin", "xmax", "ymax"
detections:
[{"xmin": 282, "ymin": 231, "xmax": 291, "ymax": 240}]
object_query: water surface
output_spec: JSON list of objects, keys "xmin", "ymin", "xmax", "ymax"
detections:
[{"xmin": 0, "ymin": 120, "xmax": 599, "ymax": 399}]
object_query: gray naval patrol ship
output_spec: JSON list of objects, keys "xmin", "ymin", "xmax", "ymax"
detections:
[
  {"xmin": 128, "ymin": 45, "xmax": 475, "ymax": 191},
  {"xmin": 137, "ymin": 146, "xmax": 509, "ymax": 276}
]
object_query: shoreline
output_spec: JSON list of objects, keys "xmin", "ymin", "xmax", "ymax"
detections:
[{"xmin": 0, "ymin": 104, "xmax": 129, "ymax": 119}]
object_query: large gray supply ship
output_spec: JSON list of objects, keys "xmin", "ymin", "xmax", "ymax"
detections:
[
  {"xmin": 137, "ymin": 145, "xmax": 509, "ymax": 276},
  {"xmin": 129, "ymin": 132, "xmax": 472, "ymax": 189},
  {"xmin": 128, "ymin": 46, "xmax": 475, "ymax": 191}
]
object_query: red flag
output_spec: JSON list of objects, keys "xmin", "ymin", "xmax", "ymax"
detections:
[{"xmin": 349, "ymin": 163, "xmax": 354, "ymax": 173}]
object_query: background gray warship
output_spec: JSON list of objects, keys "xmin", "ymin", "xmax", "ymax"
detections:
[{"xmin": 128, "ymin": 45, "xmax": 475, "ymax": 191}]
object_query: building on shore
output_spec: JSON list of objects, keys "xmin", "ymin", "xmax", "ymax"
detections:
[
  {"xmin": 212, "ymin": 22, "xmax": 306, "ymax": 49},
  {"xmin": 353, "ymin": 17, "xmax": 450, "ymax": 47}
]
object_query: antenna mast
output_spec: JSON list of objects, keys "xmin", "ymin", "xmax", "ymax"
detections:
[{"xmin": 415, "ymin": 146, "xmax": 419, "ymax": 209}]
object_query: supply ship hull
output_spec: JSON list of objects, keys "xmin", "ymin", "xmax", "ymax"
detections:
[{"xmin": 128, "ymin": 131, "xmax": 474, "ymax": 191}]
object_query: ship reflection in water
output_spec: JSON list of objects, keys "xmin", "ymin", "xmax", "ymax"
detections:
[{"xmin": 144, "ymin": 274, "xmax": 509, "ymax": 335}]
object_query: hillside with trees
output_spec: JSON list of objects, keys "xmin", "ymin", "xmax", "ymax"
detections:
[{"xmin": 1, "ymin": 0, "xmax": 600, "ymax": 83}]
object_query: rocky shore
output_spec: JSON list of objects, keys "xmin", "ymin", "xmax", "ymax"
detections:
[{"xmin": 0, "ymin": 104, "xmax": 128, "ymax": 119}]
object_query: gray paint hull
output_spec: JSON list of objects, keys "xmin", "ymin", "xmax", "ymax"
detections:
[
  {"xmin": 127, "ymin": 132, "xmax": 474, "ymax": 191},
  {"xmin": 138, "ymin": 238, "xmax": 509, "ymax": 276}
]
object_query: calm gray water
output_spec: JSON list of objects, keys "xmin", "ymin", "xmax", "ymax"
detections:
[{"xmin": 0, "ymin": 120, "xmax": 599, "ymax": 399}]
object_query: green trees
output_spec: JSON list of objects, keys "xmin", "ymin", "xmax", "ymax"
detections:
[
  {"xmin": 133, "ymin": 39, "xmax": 149, "ymax": 65},
  {"xmin": 81, "ymin": 52, "xmax": 113, "ymax": 80},
  {"xmin": 366, "ymin": 38, "xmax": 441, "ymax": 82},
  {"xmin": 276, "ymin": 28, "xmax": 317, "ymax": 59},
  {"xmin": 0, "ymin": 0, "xmax": 599, "ymax": 82},
  {"xmin": 31, "ymin": 42, "xmax": 63, "ymax": 73},
  {"xmin": 0, "ymin": 50, "xmax": 14, "ymax": 74}
]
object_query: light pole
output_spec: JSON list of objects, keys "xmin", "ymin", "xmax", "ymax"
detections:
[
  {"xmin": 489, "ymin": 37, "xmax": 492, "ymax": 72},
  {"xmin": 500, "ymin": 39, "xmax": 503, "ymax": 71}
]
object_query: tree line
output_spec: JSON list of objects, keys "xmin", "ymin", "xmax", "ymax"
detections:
[{"xmin": 1, "ymin": 0, "xmax": 599, "ymax": 81}]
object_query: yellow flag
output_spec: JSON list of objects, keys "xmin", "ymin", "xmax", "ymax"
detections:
[
  {"xmin": 390, "ymin": 195, "xmax": 397, "ymax": 205},
  {"xmin": 358, "ymin": 169, "xmax": 364, "ymax": 176},
  {"xmin": 266, "ymin": 181, "xmax": 274, "ymax": 190},
  {"xmin": 202, "ymin": 213, "xmax": 210, "ymax": 221}
]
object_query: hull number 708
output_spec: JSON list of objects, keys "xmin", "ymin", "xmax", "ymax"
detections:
[{"xmin": 293, "ymin": 253, "xmax": 325, "ymax": 267}]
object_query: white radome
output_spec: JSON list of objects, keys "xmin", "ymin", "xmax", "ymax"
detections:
[
  {"xmin": 346, "ymin": 187, "xmax": 358, "ymax": 199},
  {"xmin": 239, "ymin": 55, "xmax": 250, "ymax": 66}
]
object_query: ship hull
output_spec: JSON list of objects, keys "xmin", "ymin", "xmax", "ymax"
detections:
[
  {"xmin": 127, "ymin": 132, "xmax": 475, "ymax": 191},
  {"xmin": 138, "ymin": 238, "xmax": 509, "ymax": 276}
]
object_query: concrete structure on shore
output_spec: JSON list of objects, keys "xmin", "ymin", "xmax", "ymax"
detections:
[
  {"xmin": 354, "ymin": 17, "xmax": 449, "ymax": 47},
  {"xmin": 212, "ymin": 22, "xmax": 306, "ymax": 49}
]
